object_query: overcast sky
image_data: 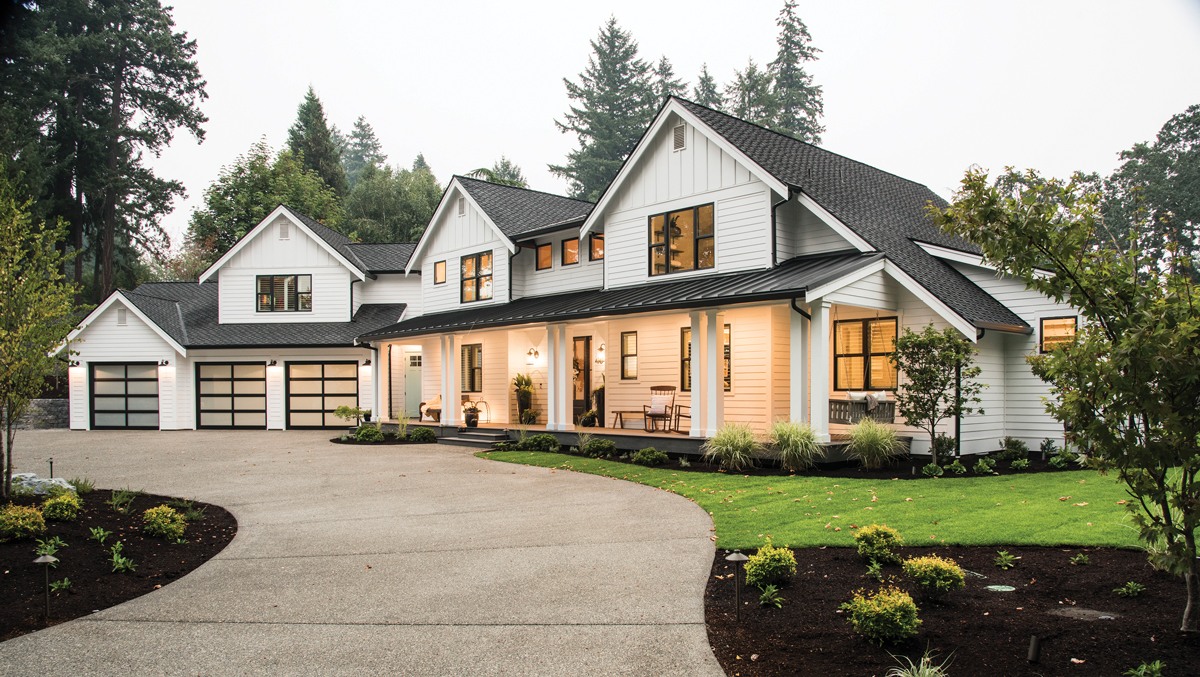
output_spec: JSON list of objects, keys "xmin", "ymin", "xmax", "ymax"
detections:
[{"xmin": 149, "ymin": 0, "xmax": 1200, "ymax": 249}]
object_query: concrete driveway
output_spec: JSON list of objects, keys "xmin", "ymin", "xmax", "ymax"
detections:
[{"xmin": 0, "ymin": 430, "xmax": 724, "ymax": 676}]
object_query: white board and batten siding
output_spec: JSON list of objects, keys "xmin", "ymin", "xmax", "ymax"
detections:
[
  {"xmin": 420, "ymin": 196, "xmax": 509, "ymax": 315},
  {"xmin": 218, "ymin": 216, "xmax": 353, "ymax": 324},
  {"xmin": 775, "ymin": 198, "xmax": 858, "ymax": 260},
  {"xmin": 598, "ymin": 112, "xmax": 775, "ymax": 290},
  {"xmin": 511, "ymin": 228, "xmax": 604, "ymax": 299},
  {"xmin": 354, "ymin": 274, "xmax": 422, "ymax": 317}
]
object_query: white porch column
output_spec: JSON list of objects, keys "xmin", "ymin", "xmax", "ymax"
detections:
[
  {"xmin": 790, "ymin": 304, "xmax": 809, "ymax": 423},
  {"xmin": 689, "ymin": 311, "xmax": 703, "ymax": 437},
  {"xmin": 440, "ymin": 334, "xmax": 460, "ymax": 426},
  {"xmin": 546, "ymin": 324, "xmax": 559, "ymax": 430},
  {"xmin": 704, "ymin": 309, "xmax": 724, "ymax": 437},
  {"xmin": 555, "ymin": 324, "xmax": 572, "ymax": 431},
  {"xmin": 810, "ymin": 300, "xmax": 831, "ymax": 442}
]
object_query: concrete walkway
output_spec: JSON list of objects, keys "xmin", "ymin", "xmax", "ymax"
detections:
[{"xmin": 0, "ymin": 430, "xmax": 724, "ymax": 676}]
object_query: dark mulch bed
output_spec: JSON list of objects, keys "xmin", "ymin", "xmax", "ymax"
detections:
[
  {"xmin": 328, "ymin": 436, "xmax": 429, "ymax": 446},
  {"xmin": 1, "ymin": 489, "xmax": 236, "ymax": 641},
  {"xmin": 706, "ymin": 545, "xmax": 1199, "ymax": 676}
]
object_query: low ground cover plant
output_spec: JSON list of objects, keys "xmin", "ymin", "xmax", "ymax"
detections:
[
  {"xmin": 68, "ymin": 477, "xmax": 95, "ymax": 494},
  {"xmin": 947, "ymin": 459, "xmax": 966, "ymax": 475},
  {"xmin": 43, "ymin": 492, "xmax": 83, "ymax": 521},
  {"xmin": 107, "ymin": 488, "xmax": 143, "ymax": 515},
  {"xmin": 840, "ymin": 585, "xmax": 921, "ymax": 645},
  {"xmin": 922, "ymin": 462, "xmax": 943, "ymax": 478},
  {"xmin": 702, "ymin": 422, "xmax": 758, "ymax": 471},
  {"xmin": 0, "ymin": 503, "xmax": 45, "ymax": 540},
  {"xmin": 143, "ymin": 505, "xmax": 187, "ymax": 541},
  {"xmin": 902, "ymin": 555, "xmax": 965, "ymax": 600},
  {"xmin": 995, "ymin": 436, "xmax": 1029, "ymax": 461},
  {"xmin": 769, "ymin": 419, "xmax": 823, "ymax": 471},
  {"xmin": 758, "ymin": 584, "xmax": 785, "ymax": 608},
  {"xmin": 744, "ymin": 539, "xmax": 796, "ymax": 587},
  {"xmin": 1115, "ymin": 581, "xmax": 1146, "ymax": 597},
  {"xmin": 855, "ymin": 524, "xmax": 903, "ymax": 564},
  {"xmin": 848, "ymin": 418, "xmax": 904, "ymax": 469},
  {"xmin": 973, "ymin": 457, "xmax": 997, "ymax": 475},
  {"xmin": 994, "ymin": 550, "xmax": 1019, "ymax": 569},
  {"xmin": 632, "ymin": 447, "xmax": 668, "ymax": 466}
]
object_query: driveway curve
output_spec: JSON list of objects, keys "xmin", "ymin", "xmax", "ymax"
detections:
[{"xmin": 0, "ymin": 430, "xmax": 724, "ymax": 676}]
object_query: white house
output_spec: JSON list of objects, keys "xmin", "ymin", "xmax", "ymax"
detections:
[{"xmin": 68, "ymin": 97, "xmax": 1078, "ymax": 453}]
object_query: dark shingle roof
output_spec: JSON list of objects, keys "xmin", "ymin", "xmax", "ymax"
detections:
[
  {"xmin": 120, "ymin": 283, "xmax": 405, "ymax": 349},
  {"xmin": 674, "ymin": 98, "xmax": 1028, "ymax": 332},
  {"xmin": 342, "ymin": 243, "xmax": 417, "ymax": 273},
  {"xmin": 456, "ymin": 176, "xmax": 594, "ymax": 239},
  {"xmin": 359, "ymin": 252, "xmax": 879, "ymax": 341}
]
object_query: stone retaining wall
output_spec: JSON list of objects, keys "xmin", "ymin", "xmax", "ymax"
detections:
[{"xmin": 1, "ymin": 399, "xmax": 70, "ymax": 429}]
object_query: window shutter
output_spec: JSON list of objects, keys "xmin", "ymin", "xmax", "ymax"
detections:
[
  {"xmin": 117, "ymin": 308, "xmax": 127, "ymax": 325},
  {"xmin": 279, "ymin": 221, "xmax": 289, "ymax": 239},
  {"xmin": 673, "ymin": 124, "xmax": 686, "ymax": 151}
]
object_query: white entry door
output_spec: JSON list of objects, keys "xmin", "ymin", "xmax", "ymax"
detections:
[{"xmin": 404, "ymin": 352, "xmax": 422, "ymax": 417}]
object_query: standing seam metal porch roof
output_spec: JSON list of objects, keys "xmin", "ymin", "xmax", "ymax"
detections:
[{"xmin": 357, "ymin": 251, "xmax": 880, "ymax": 341}]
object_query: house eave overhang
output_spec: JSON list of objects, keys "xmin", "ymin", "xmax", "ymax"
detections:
[{"xmin": 974, "ymin": 320, "xmax": 1034, "ymax": 335}]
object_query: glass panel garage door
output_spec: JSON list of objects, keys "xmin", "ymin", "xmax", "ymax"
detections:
[
  {"xmin": 198, "ymin": 363, "xmax": 267, "ymax": 428},
  {"xmin": 91, "ymin": 363, "xmax": 159, "ymax": 429},
  {"xmin": 286, "ymin": 362, "xmax": 358, "ymax": 428}
]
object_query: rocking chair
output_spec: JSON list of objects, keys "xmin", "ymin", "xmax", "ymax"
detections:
[{"xmin": 642, "ymin": 385, "xmax": 677, "ymax": 432}]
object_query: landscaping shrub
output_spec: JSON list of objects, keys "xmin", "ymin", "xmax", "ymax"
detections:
[
  {"xmin": 0, "ymin": 503, "xmax": 46, "ymax": 540},
  {"xmin": 995, "ymin": 436, "xmax": 1029, "ymax": 461},
  {"xmin": 1010, "ymin": 458, "xmax": 1030, "ymax": 471},
  {"xmin": 744, "ymin": 540, "xmax": 797, "ymax": 587},
  {"xmin": 632, "ymin": 447, "xmax": 668, "ymax": 466},
  {"xmin": 522, "ymin": 433, "xmax": 561, "ymax": 452},
  {"xmin": 848, "ymin": 418, "xmax": 904, "ymax": 469},
  {"xmin": 840, "ymin": 586, "xmax": 921, "ymax": 645},
  {"xmin": 493, "ymin": 440, "xmax": 518, "ymax": 452},
  {"xmin": 768, "ymin": 418, "xmax": 823, "ymax": 471},
  {"xmin": 143, "ymin": 505, "xmax": 188, "ymax": 540},
  {"xmin": 902, "ymin": 555, "xmax": 965, "ymax": 600},
  {"xmin": 854, "ymin": 523, "xmax": 903, "ymax": 564},
  {"xmin": 409, "ymin": 427, "xmax": 437, "ymax": 444},
  {"xmin": 947, "ymin": 459, "xmax": 966, "ymax": 474},
  {"xmin": 1039, "ymin": 438, "xmax": 1058, "ymax": 457},
  {"xmin": 701, "ymin": 422, "xmax": 759, "ymax": 471},
  {"xmin": 972, "ymin": 457, "xmax": 996, "ymax": 474},
  {"xmin": 583, "ymin": 438, "xmax": 616, "ymax": 458},
  {"xmin": 932, "ymin": 434, "xmax": 956, "ymax": 460},
  {"xmin": 355, "ymin": 424, "xmax": 384, "ymax": 443},
  {"xmin": 922, "ymin": 462, "xmax": 943, "ymax": 478},
  {"xmin": 43, "ymin": 492, "xmax": 83, "ymax": 521},
  {"xmin": 1048, "ymin": 454, "xmax": 1069, "ymax": 469}
]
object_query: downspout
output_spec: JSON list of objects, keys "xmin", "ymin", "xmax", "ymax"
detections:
[
  {"xmin": 350, "ymin": 278, "xmax": 362, "ymax": 322},
  {"xmin": 790, "ymin": 297, "xmax": 811, "ymax": 320},
  {"xmin": 954, "ymin": 362, "xmax": 961, "ymax": 457},
  {"xmin": 509, "ymin": 247, "xmax": 518, "ymax": 301},
  {"xmin": 771, "ymin": 187, "xmax": 794, "ymax": 268}
]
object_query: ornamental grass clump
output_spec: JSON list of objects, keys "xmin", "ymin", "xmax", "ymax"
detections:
[
  {"xmin": 744, "ymin": 539, "xmax": 797, "ymax": 588},
  {"xmin": 0, "ymin": 503, "xmax": 46, "ymax": 540},
  {"xmin": 142, "ymin": 505, "xmax": 187, "ymax": 541},
  {"xmin": 702, "ymin": 422, "xmax": 759, "ymax": 471},
  {"xmin": 43, "ymin": 492, "xmax": 83, "ymax": 522},
  {"xmin": 902, "ymin": 555, "xmax": 966, "ymax": 601},
  {"xmin": 768, "ymin": 418, "xmax": 823, "ymax": 471},
  {"xmin": 840, "ymin": 586, "xmax": 921, "ymax": 646},
  {"xmin": 854, "ymin": 523, "xmax": 903, "ymax": 564},
  {"xmin": 848, "ymin": 418, "xmax": 905, "ymax": 470}
]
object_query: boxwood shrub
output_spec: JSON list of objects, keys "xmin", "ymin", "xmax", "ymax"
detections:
[
  {"xmin": 143, "ymin": 505, "xmax": 187, "ymax": 540},
  {"xmin": 522, "ymin": 434, "xmax": 561, "ymax": 452},
  {"xmin": 632, "ymin": 447, "xmax": 668, "ymax": 466},
  {"xmin": 840, "ymin": 586, "xmax": 921, "ymax": 645},
  {"xmin": 355, "ymin": 425, "xmax": 385, "ymax": 443},
  {"xmin": 409, "ymin": 427, "xmax": 437, "ymax": 443},
  {"xmin": 583, "ymin": 438, "xmax": 617, "ymax": 458},
  {"xmin": 0, "ymin": 503, "xmax": 45, "ymax": 540},
  {"xmin": 43, "ymin": 492, "xmax": 83, "ymax": 522},
  {"xmin": 744, "ymin": 540, "xmax": 797, "ymax": 588},
  {"xmin": 854, "ymin": 523, "xmax": 903, "ymax": 564}
]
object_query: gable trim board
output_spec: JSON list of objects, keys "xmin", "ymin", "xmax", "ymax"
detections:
[
  {"xmin": 65, "ymin": 291, "xmax": 187, "ymax": 357},
  {"xmin": 796, "ymin": 192, "xmax": 874, "ymax": 253},
  {"xmin": 405, "ymin": 178, "xmax": 518, "ymax": 275},
  {"xmin": 198, "ymin": 205, "xmax": 368, "ymax": 284},
  {"xmin": 915, "ymin": 241, "xmax": 1054, "ymax": 281}
]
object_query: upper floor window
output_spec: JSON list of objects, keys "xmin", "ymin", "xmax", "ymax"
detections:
[
  {"xmin": 621, "ymin": 331, "xmax": 638, "ymax": 379},
  {"xmin": 433, "ymin": 260, "xmax": 446, "ymax": 285},
  {"xmin": 649, "ymin": 204, "xmax": 714, "ymax": 276},
  {"xmin": 834, "ymin": 318, "xmax": 897, "ymax": 390},
  {"xmin": 460, "ymin": 251, "xmax": 493, "ymax": 303},
  {"xmin": 536, "ymin": 243, "xmax": 552, "ymax": 270},
  {"xmin": 590, "ymin": 234, "xmax": 605, "ymax": 261},
  {"xmin": 257, "ymin": 275, "xmax": 312, "ymax": 312},
  {"xmin": 1040, "ymin": 316, "xmax": 1077, "ymax": 352},
  {"xmin": 562, "ymin": 238, "xmax": 579, "ymax": 266}
]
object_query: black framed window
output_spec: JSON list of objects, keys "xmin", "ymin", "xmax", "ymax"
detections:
[
  {"xmin": 649, "ymin": 203, "xmax": 714, "ymax": 276},
  {"xmin": 834, "ymin": 318, "xmax": 898, "ymax": 391},
  {"xmin": 461, "ymin": 344, "xmax": 482, "ymax": 392},
  {"xmin": 434, "ymin": 261, "xmax": 446, "ymax": 284},
  {"xmin": 1040, "ymin": 316, "xmax": 1077, "ymax": 352},
  {"xmin": 621, "ymin": 331, "xmax": 638, "ymax": 379},
  {"xmin": 589, "ymin": 234, "xmax": 604, "ymax": 260},
  {"xmin": 536, "ymin": 243, "xmax": 552, "ymax": 270},
  {"xmin": 562, "ymin": 238, "xmax": 579, "ymax": 265},
  {"xmin": 460, "ymin": 251, "xmax": 493, "ymax": 303},
  {"xmin": 256, "ymin": 275, "xmax": 312, "ymax": 312},
  {"xmin": 681, "ymin": 325, "xmax": 731, "ymax": 392}
]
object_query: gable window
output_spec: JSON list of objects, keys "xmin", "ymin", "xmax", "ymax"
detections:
[
  {"xmin": 460, "ymin": 251, "xmax": 493, "ymax": 303},
  {"xmin": 457, "ymin": 197, "xmax": 466, "ymax": 216},
  {"xmin": 681, "ymin": 325, "xmax": 731, "ymax": 392},
  {"xmin": 649, "ymin": 204, "xmax": 714, "ymax": 276},
  {"xmin": 834, "ymin": 318, "xmax": 897, "ymax": 390},
  {"xmin": 536, "ymin": 243, "xmax": 552, "ymax": 270},
  {"xmin": 434, "ymin": 260, "xmax": 447, "ymax": 285},
  {"xmin": 461, "ymin": 344, "xmax": 482, "ymax": 393},
  {"xmin": 562, "ymin": 238, "xmax": 579, "ymax": 266},
  {"xmin": 590, "ymin": 234, "xmax": 605, "ymax": 261},
  {"xmin": 1040, "ymin": 316, "xmax": 1077, "ymax": 352},
  {"xmin": 257, "ymin": 275, "xmax": 312, "ymax": 312},
  {"xmin": 621, "ymin": 331, "xmax": 638, "ymax": 380}
]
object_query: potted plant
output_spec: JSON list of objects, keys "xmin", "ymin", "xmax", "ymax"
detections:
[
  {"xmin": 513, "ymin": 373, "xmax": 534, "ymax": 426},
  {"xmin": 591, "ymin": 383, "xmax": 605, "ymax": 424},
  {"xmin": 334, "ymin": 405, "xmax": 371, "ymax": 434},
  {"xmin": 520, "ymin": 409, "xmax": 540, "ymax": 424},
  {"xmin": 463, "ymin": 404, "xmax": 480, "ymax": 428},
  {"xmin": 579, "ymin": 409, "xmax": 598, "ymax": 427}
]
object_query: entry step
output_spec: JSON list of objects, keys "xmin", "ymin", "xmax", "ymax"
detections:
[{"xmin": 437, "ymin": 429, "xmax": 508, "ymax": 448}]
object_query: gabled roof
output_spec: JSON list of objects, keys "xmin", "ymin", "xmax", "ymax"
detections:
[
  {"xmin": 360, "ymin": 251, "xmax": 880, "ymax": 341},
  {"xmin": 342, "ymin": 243, "xmax": 417, "ymax": 274},
  {"xmin": 114, "ymin": 283, "xmax": 404, "ymax": 349},
  {"xmin": 65, "ymin": 291, "xmax": 189, "ymax": 356},
  {"xmin": 456, "ymin": 176, "xmax": 594, "ymax": 239}
]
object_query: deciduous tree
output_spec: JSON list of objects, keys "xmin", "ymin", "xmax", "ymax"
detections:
[{"xmin": 343, "ymin": 162, "xmax": 441, "ymax": 244}]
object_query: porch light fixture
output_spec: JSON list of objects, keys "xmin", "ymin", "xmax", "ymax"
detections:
[
  {"xmin": 595, "ymin": 343, "xmax": 606, "ymax": 366},
  {"xmin": 725, "ymin": 550, "xmax": 749, "ymax": 622},
  {"xmin": 526, "ymin": 348, "xmax": 539, "ymax": 365}
]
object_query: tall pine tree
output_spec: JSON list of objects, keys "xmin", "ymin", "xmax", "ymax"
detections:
[
  {"xmin": 693, "ymin": 64, "xmax": 723, "ymax": 110},
  {"xmin": 287, "ymin": 87, "xmax": 348, "ymax": 199},
  {"xmin": 652, "ymin": 56, "xmax": 687, "ymax": 104},
  {"xmin": 769, "ymin": 0, "xmax": 824, "ymax": 143},
  {"xmin": 725, "ymin": 59, "xmax": 777, "ymax": 128},
  {"xmin": 550, "ymin": 17, "xmax": 656, "ymax": 202},
  {"xmin": 342, "ymin": 115, "xmax": 387, "ymax": 190}
]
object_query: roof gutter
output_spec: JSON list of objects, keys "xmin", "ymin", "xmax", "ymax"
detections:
[
  {"xmin": 771, "ymin": 187, "xmax": 794, "ymax": 268},
  {"xmin": 972, "ymin": 320, "xmax": 1033, "ymax": 335}
]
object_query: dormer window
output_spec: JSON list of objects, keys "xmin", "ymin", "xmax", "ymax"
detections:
[
  {"xmin": 457, "ymin": 197, "xmax": 466, "ymax": 216},
  {"xmin": 589, "ymin": 234, "xmax": 604, "ymax": 260},
  {"xmin": 673, "ymin": 123, "xmax": 686, "ymax": 151},
  {"xmin": 460, "ymin": 251, "xmax": 493, "ymax": 303},
  {"xmin": 649, "ymin": 203, "xmax": 714, "ymax": 276},
  {"xmin": 562, "ymin": 238, "xmax": 579, "ymax": 266},
  {"xmin": 257, "ymin": 275, "xmax": 312, "ymax": 312},
  {"xmin": 536, "ymin": 243, "xmax": 552, "ymax": 271}
]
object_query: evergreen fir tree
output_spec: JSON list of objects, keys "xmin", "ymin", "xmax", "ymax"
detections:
[
  {"xmin": 342, "ymin": 115, "xmax": 387, "ymax": 189},
  {"xmin": 411, "ymin": 153, "xmax": 431, "ymax": 172},
  {"xmin": 549, "ymin": 17, "xmax": 656, "ymax": 202},
  {"xmin": 693, "ymin": 63, "xmax": 723, "ymax": 110},
  {"xmin": 467, "ymin": 156, "xmax": 528, "ymax": 188},
  {"xmin": 769, "ymin": 0, "xmax": 825, "ymax": 143},
  {"xmin": 652, "ymin": 55, "xmax": 687, "ymax": 104},
  {"xmin": 725, "ymin": 59, "xmax": 777, "ymax": 128},
  {"xmin": 287, "ymin": 86, "xmax": 348, "ymax": 198}
]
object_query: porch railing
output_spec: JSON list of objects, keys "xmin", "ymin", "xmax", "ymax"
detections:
[{"xmin": 829, "ymin": 400, "xmax": 896, "ymax": 425}]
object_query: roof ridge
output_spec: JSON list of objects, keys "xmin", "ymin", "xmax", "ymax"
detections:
[{"xmin": 455, "ymin": 175, "xmax": 596, "ymax": 206}]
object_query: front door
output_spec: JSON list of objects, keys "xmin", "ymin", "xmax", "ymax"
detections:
[
  {"xmin": 572, "ymin": 336, "xmax": 591, "ymax": 423},
  {"xmin": 404, "ymin": 352, "xmax": 422, "ymax": 418}
]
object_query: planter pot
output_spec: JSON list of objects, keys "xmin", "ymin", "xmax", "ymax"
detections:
[
  {"xmin": 465, "ymin": 413, "xmax": 479, "ymax": 427},
  {"xmin": 579, "ymin": 416, "xmax": 596, "ymax": 428}
]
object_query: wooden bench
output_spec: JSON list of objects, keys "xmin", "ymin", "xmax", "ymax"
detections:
[{"xmin": 610, "ymin": 410, "xmax": 646, "ymax": 429}]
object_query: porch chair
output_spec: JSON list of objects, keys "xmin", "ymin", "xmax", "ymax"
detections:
[
  {"xmin": 643, "ymin": 386, "xmax": 677, "ymax": 432},
  {"xmin": 420, "ymin": 395, "xmax": 441, "ymax": 422}
]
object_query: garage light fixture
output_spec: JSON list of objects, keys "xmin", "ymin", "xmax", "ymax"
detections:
[
  {"xmin": 363, "ymin": 359, "xmax": 372, "ymax": 366},
  {"xmin": 158, "ymin": 359, "xmax": 170, "ymax": 366},
  {"xmin": 267, "ymin": 360, "xmax": 277, "ymax": 367}
]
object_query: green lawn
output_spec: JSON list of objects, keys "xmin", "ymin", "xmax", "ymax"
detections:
[{"xmin": 478, "ymin": 451, "xmax": 1139, "ymax": 551}]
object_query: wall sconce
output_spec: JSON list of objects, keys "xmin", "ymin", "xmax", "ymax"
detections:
[
  {"xmin": 363, "ymin": 359, "xmax": 372, "ymax": 366},
  {"xmin": 159, "ymin": 359, "xmax": 170, "ymax": 366},
  {"xmin": 69, "ymin": 361, "xmax": 80, "ymax": 367},
  {"xmin": 267, "ymin": 360, "xmax": 277, "ymax": 367},
  {"xmin": 595, "ymin": 342, "xmax": 606, "ymax": 366},
  {"xmin": 526, "ymin": 348, "xmax": 539, "ymax": 365}
]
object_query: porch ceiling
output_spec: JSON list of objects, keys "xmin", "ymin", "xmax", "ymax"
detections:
[{"xmin": 358, "ymin": 251, "xmax": 882, "ymax": 341}]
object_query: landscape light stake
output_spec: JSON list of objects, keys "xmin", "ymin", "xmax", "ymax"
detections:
[
  {"xmin": 48, "ymin": 457, "xmax": 53, "ymax": 478},
  {"xmin": 725, "ymin": 550, "xmax": 749, "ymax": 622},
  {"xmin": 34, "ymin": 555, "xmax": 58, "ymax": 622},
  {"xmin": 1027, "ymin": 635, "xmax": 1041, "ymax": 663}
]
